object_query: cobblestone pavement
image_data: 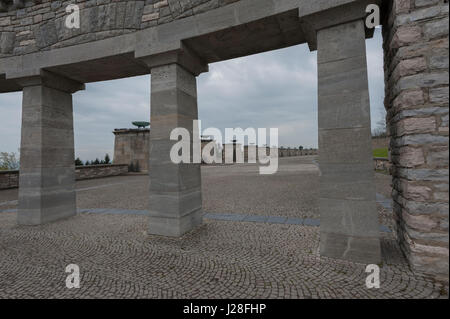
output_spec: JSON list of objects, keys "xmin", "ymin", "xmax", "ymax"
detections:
[
  {"xmin": 0, "ymin": 211, "xmax": 445, "ymax": 299},
  {"xmin": 0, "ymin": 157, "xmax": 445, "ymax": 298}
]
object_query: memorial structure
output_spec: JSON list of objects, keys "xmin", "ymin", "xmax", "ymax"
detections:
[
  {"xmin": 113, "ymin": 122, "xmax": 150, "ymax": 172},
  {"xmin": 0, "ymin": 0, "xmax": 447, "ymax": 284}
]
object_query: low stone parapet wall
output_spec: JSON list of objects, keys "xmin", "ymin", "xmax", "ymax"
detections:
[
  {"xmin": 278, "ymin": 149, "xmax": 319, "ymax": 157},
  {"xmin": 0, "ymin": 164, "xmax": 129, "ymax": 189},
  {"xmin": 75, "ymin": 164, "xmax": 129, "ymax": 180}
]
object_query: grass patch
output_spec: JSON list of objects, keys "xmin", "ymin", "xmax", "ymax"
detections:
[
  {"xmin": 375, "ymin": 169, "xmax": 390, "ymax": 175},
  {"xmin": 373, "ymin": 147, "xmax": 388, "ymax": 158}
]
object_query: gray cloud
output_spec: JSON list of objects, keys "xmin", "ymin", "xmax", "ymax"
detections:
[{"xmin": 0, "ymin": 29, "xmax": 384, "ymax": 162}]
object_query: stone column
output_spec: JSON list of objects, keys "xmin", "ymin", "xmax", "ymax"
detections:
[
  {"xmin": 141, "ymin": 46, "xmax": 208, "ymax": 237},
  {"xmin": 16, "ymin": 71, "xmax": 84, "ymax": 225},
  {"xmin": 317, "ymin": 20, "xmax": 381, "ymax": 264}
]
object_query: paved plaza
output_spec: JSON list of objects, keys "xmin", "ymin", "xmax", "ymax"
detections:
[{"xmin": 0, "ymin": 157, "xmax": 446, "ymax": 298}]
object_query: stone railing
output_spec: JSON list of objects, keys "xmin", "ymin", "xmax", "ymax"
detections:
[{"xmin": 0, "ymin": 164, "xmax": 129, "ymax": 189}]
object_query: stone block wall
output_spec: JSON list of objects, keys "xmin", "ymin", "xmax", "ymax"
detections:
[
  {"xmin": 0, "ymin": 0, "xmax": 242, "ymax": 57},
  {"xmin": 0, "ymin": 169, "xmax": 19, "ymax": 189},
  {"xmin": 374, "ymin": 157, "xmax": 392, "ymax": 171},
  {"xmin": 382, "ymin": 0, "xmax": 449, "ymax": 284},
  {"xmin": 0, "ymin": 164, "xmax": 129, "ymax": 189},
  {"xmin": 372, "ymin": 136, "xmax": 390, "ymax": 149},
  {"xmin": 113, "ymin": 128, "xmax": 150, "ymax": 172}
]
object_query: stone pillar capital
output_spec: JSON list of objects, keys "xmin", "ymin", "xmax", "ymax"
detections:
[
  {"xmin": 139, "ymin": 43, "xmax": 208, "ymax": 76},
  {"xmin": 298, "ymin": 0, "xmax": 381, "ymax": 51},
  {"xmin": 10, "ymin": 70, "xmax": 85, "ymax": 93}
]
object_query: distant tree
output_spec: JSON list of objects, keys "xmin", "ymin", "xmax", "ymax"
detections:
[
  {"xmin": 75, "ymin": 157, "xmax": 83, "ymax": 166},
  {"xmin": 0, "ymin": 152, "xmax": 20, "ymax": 170},
  {"xmin": 104, "ymin": 154, "xmax": 111, "ymax": 164},
  {"xmin": 93, "ymin": 158, "xmax": 100, "ymax": 165},
  {"xmin": 299, "ymin": 146, "xmax": 304, "ymax": 150}
]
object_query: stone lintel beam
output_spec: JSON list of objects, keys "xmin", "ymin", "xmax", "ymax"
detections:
[
  {"xmin": 299, "ymin": 0, "xmax": 381, "ymax": 51},
  {"xmin": 10, "ymin": 70, "xmax": 85, "ymax": 94},
  {"xmin": 138, "ymin": 42, "xmax": 208, "ymax": 77}
]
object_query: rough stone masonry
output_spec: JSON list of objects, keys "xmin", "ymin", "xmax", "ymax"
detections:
[
  {"xmin": 0, "ymin": 0, "xmax": 448, "ymax": 286},
  {"xmin": 382, "ymin": 0, "xmax": 449, "ymax": 285},
  {"xmin": 0, "ymin": 0, "xmax": 241, "ymax": 56}
]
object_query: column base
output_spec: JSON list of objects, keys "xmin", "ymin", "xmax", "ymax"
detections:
[
  {"xmin": 148, "ymin": 209, "xmax": 203, "ymax": 237},
  {"xmin": 320, "ymin": 232, "xmax": 381, "ymax": 264},
  {"xmin": 17, "ymin": 191, "xmax": 77, "ymax": 226}
]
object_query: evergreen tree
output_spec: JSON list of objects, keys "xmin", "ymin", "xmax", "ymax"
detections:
[
  {"xmin": 104, "ymin": 154, "xmax": 111, "ymax": 164},
  {"xmin": 75, "ymin": 157, "xmax": 83, "ymax": 166}
]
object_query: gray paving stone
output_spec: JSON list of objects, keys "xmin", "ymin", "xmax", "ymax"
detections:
[
  {"xmin": 376, "ymin": 193, "xmax": 393, "ymax": 210},
  {"xmin": 0, "ymin": 209, "xmax": 17, "ymax": 214},
  {"xmin": 267, "ymin": 216, "xmax": 288, "ymax": 224},
  {"xmin": 243, "ymin": 215, "xmax": 269, "ymax": 223},
  {"xmin": 303, "ymin": 218, "xmax": 320, "ymax": 227},
  {"xmin": 285, "ymin": 217, "xmax": 304, "ymax": 225},
  {"xmin": 0, "ymin": 211, "xmax": 444, "ymax": 299},
  {"xmin": 380, "ymin": 225, "xmax": 392, "ymax": 233}
]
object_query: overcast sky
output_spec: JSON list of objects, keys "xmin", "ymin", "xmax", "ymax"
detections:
[{"xmin": 0, "ymin": 29, "xmax": 384, "ymax": 162}]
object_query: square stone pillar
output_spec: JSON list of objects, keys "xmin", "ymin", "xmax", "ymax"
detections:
[
  {"xmin": 141, "ymin": 46, "xmax": 208, "ymax": 237},
  {"xmin": 317, "ymin": 20, "xmax": 381, "ymax": 264},
  {"xmin": 15, "ymin": 71, "xmax": 84, "ymax": 225}
]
